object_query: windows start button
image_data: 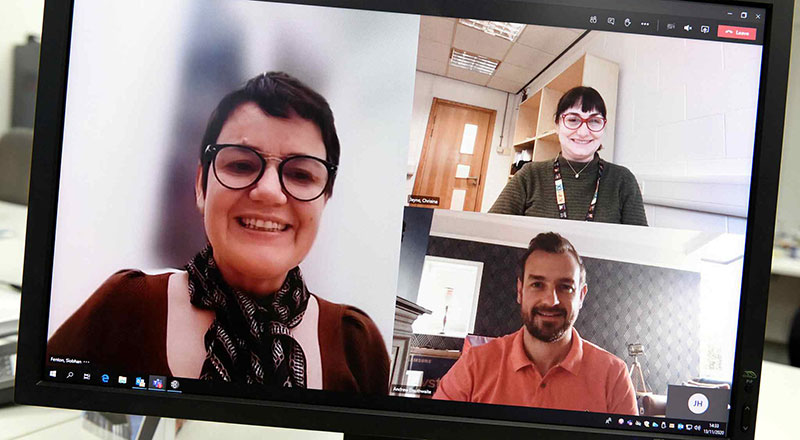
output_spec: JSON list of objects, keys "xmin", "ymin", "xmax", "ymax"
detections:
[{"xmin": 717, "ymin": 25, "xmax": 757, "ymax": 41}]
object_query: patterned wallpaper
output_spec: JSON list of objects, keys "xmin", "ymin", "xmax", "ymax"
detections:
[
  {"xmin": 410, "ymin": 334, "xmax": 465, "ymax": 351},
  {"xmin": 421, "ymin": 236, "xmax": 702, "ymax": 395}
]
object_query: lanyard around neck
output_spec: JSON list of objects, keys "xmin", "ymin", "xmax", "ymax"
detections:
[{"xmin": 553, "ymin": 154, "xmax": 604, "ymax": 221}]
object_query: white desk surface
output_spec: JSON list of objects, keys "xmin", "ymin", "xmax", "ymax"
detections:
[
  {"xmin": 772, "ymin": 253, "xmax": 800, "ymax": 278},
  {"xmin": 1, "ymin": 361, "xmax": 797, "ymax": 439},
  {"xmin": 0, "ymin": 201, "xmax": 24, "ymax": 330},
  {"xmin": 0, "ymin": 200, "xmax": 26, "ymax": 289}
]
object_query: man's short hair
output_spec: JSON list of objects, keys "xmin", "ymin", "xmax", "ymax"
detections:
[
  {"xmin": 199, "ymin": 71, "xmax": 340, "ymax": 196},
  {"xmin": 517, "ymin": 232, "xmax": 586, "ymax": 284}
]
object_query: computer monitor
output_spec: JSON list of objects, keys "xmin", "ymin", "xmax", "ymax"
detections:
[{"xmin": 15, "ymin": 0, "xmax": 791, "ymax": 439}]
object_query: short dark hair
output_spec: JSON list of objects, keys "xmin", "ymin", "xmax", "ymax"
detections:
[
  {"xmin": 517, "ymin": 232, "xmax": 586, "ymax": 284},
  {"xmin": 199, "ymin": 71, "xmax": 340, "ymax": 196},
  {"xmin": 553, "ymin": 86, "xmax": 607, "ymax": 124}
]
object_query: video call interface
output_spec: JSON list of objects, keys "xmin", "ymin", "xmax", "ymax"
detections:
[{"xmin": 43, "ymin": 0, "xmax": 766, "ymax": 437}]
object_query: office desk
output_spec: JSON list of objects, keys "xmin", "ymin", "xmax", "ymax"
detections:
[
  {"xmin": 0, "ymin": 200, "xmax": 26, "ymax": 291},
  {"xmin": 772, "ymin": 254, "xmax": 800, "ymax": 278},
  {"xmin": 0, "ymin": 199, "xmax": 25, "ymax": 332},
  {"xmin": 0, "ymin": 200, "xmax": 25, "ymax": 405}
]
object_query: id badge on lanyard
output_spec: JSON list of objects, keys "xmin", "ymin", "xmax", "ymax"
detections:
[{"xmin": 553, "ymin": 155, "xmax": 604, "ymax": 221}]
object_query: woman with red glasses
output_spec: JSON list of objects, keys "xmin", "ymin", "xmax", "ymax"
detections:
[
  {"xmin": 47, "ymin": 72, "xmax": 390, "ymax": 393},
  {"xmin": 490, "ymin": 86, "xmax": 647, "ymax": 225}
]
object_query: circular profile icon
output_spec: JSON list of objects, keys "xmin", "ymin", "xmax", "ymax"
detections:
[{"xmin": 688, "ymin": 392, "xmax": 709, "ymax": 414}]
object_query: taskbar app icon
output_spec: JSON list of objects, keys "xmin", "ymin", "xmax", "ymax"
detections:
[{"xmin": 149, "ymin": 375, "xmax": 167, "ymax": 391}]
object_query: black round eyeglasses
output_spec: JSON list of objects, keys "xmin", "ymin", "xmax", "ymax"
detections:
[{"xmin": 203, "ymin": 144, "xmax": 337, "ymax": 202}]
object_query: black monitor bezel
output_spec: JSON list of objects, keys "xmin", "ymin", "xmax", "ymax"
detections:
[{"xmin": 14, "ymin": 0, "xmax": 792, "ymax": 439}]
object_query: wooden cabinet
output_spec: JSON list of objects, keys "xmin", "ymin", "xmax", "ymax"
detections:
[{"xmin": 511, "ymin": 54, "xmax": 619, "ymax": 174}]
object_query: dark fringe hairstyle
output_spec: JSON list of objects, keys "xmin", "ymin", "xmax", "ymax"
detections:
[{"xmin": 553, "ymin": 86, "xmax": 607, "ymax": 124}]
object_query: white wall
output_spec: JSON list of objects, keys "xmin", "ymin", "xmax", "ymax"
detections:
[
  {"xmin": 406, "ymin": 71, "xmax": 515, "ymax": 212},
  {"xmin": 48, "ymin": 0, "xmax": 419, "ymax": 352},
  {"xmin": 776, "ymin": 6, "xmax": 800, "ymax": 235},
  {"xmin": 0, "ymin": 0, "xmax": 44, "ymax": 134},
  {"xmin": 527, "ymin": 31, "xmax": 762, "ymax": 233},
  {"xmin": 765, "ymin": 4, "xmax": 800, "ymax": 348}
]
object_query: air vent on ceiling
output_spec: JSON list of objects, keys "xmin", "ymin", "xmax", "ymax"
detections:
[{"xmin": 449, "ymin": 49, "xmax": 500, "ymax": 75}]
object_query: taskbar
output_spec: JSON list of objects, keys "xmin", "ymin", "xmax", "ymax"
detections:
[{"xmin": 44, "ymin": 365, "xmax": 728, "ymax": 438}]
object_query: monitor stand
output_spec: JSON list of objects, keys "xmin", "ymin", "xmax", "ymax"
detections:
[{"xmin": 135, "ymin": 416, "xmax": 176, "ymax": 440}]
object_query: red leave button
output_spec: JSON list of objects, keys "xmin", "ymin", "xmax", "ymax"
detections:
[{"xmin": 717, "ymin": 25, "xmax": 757, "ymax": 40}]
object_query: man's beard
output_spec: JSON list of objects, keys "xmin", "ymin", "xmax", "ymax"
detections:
[{"xmin": 521, "ymin": 305, "xmax": 576, "ymax": 343}]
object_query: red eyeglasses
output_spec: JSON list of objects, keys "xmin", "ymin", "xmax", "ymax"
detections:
[{"xmin": 560, "ymin": 113, "xmax": 607, "ymax": 132}]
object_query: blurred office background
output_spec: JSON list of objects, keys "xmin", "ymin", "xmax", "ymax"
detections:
[{"xmin": 0, "ymin": 0, "xmax": 798, "ymax": 439}]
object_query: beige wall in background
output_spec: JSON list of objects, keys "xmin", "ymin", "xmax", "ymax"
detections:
[
  {"xmin": 0, "ymin": 0, "xmax": 44, "ymax": 134},
  {"xmin": 776, "ymin": 4, "xmax": 800, "ymax": 234}
]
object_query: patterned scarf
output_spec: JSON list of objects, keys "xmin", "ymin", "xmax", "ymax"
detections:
[{"xmin": 185, "ymin": 245, "xmax": 309, "ymax": 388}]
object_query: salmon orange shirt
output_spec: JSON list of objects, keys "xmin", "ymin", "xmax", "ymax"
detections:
[{"xmin": 433, "ymin": 328, "xmax": 638, "ymax": 415}]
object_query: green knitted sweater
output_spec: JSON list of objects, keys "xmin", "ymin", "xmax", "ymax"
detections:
[{"xmin": 488, "ymin": 155, "xmax": 648, "ymax": 226}]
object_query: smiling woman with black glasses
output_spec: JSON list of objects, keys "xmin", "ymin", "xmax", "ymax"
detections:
[
  {"xmin": 489, "ymin": 86, "xmax": 647, "ymax": 225},
  {"xmin": 47, "ymin": 72, "xmax": 390, "ymax": 393}
]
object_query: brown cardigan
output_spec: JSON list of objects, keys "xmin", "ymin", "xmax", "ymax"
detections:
[{"xmin": 47, "ymin": 270, "xmax": 390, "ymax": 394}]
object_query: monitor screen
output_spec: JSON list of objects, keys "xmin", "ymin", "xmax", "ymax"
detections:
[{"xmin": 17, "ymin": 0, "xmax": 789, "ymax": 439}]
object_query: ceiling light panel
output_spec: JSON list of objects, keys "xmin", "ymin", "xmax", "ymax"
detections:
[
  {"xmin": 449, "ymin": 49, "xmax": 499, "ymax": 75},
  {"xmin": 458, "ymin": 19, "xmax": 525, "ymax": 42}
]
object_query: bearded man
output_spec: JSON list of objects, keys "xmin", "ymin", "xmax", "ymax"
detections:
[{"xmin": 433, "ymin": 232, "xmax": 637, "ymax": 415}]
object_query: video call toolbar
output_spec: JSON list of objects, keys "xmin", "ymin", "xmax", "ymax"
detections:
[{"xmin": 580, "ymin": 7, "xmax": 764, "ymax": 44}]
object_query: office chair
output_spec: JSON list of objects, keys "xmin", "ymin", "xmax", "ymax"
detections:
[
  {"xmin": 790, "ymin": 307, "xmax": 799, "ymax": 367},
  {"xmin": 0, "ymin": 127, "xmax": 33, "ymax": 205}
]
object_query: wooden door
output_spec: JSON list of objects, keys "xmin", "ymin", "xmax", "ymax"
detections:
[{"xmin": 411, "ymin": 99, "xmax": 496, "ymax": 212}]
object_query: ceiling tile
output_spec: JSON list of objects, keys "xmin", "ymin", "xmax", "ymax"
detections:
[
  {"xmin": 416, "ymin": 56, "xmax": 448, "ymax": 76},
  {"xmin": 516, "ymin": 24, "xmax": 583, "ymax": 56},
  {"xmin": 447, "ymin": 66, "xmax": 492, "ymax": 87},
  {"xmin": 417, "ymin": 39, "xmax": 451, "ymax": 62},
  {"xmin": 486, "ymin": 76, "xmax": 526, "ymax": 93},
  {"xmin": 453, "ymin": 24, "xmax": 513, "ymax": 60},
  {"xmin": 493, "ymin": 62, "xmax": 536, "ymax": 83},
  {"xmin": 419, "ymin": 16, "xmax": 455, "ymax": 45},
  {"xmin": 503, "ymin": 44, "xmax": 552, "ymax": 73}
]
